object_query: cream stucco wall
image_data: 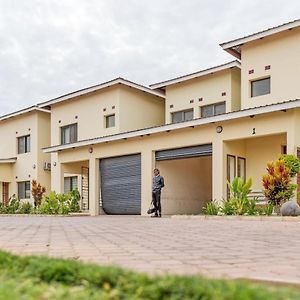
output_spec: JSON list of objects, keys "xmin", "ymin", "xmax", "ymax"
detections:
[
  {"xmin": 241, "ymin": 26, "xmax": 300, "ymax": 109},
  {"xmin": 50, "ymin": 85, "xmax": 165, "ymax": 147},
  {"xmin": 119, "ymin": 85, "xmax": 165, "ymax": 131},
  {"xmin": 156, "ymin": 156, "xmax": 212, "ymax": 215},
  {"xmin": 0, "ymin": 111, "xmax": 51, "ymax": 202},
  {"xmin": 50, "ymin": 108, "xmax": 300, "ymax": 216},
  {"xmin": 164, "ymin": 68, "xmax": 240, "ymax": 124}
]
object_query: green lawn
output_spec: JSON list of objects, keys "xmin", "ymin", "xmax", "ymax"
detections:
[{"xmin": 0, "ymin": 250, "xmax": 299, "ymax": 300}]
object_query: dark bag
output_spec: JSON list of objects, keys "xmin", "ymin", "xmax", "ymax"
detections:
[{"xmin": 147, "ymin": 201, "xmax": 156, "ymax": 214}]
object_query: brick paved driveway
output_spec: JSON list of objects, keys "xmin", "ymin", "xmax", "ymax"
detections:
[{"xmin": 0, "ymin": 215, "xmax": 299, "ymax": 284}]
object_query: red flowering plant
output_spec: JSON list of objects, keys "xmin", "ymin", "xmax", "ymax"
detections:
[
  {"xmin": 262, "ymin": 159, "xmax": 297, "ymax": 206},
  {"xmin": 31, "ymin": 180, "xmax": 46, "ymax": 207}
]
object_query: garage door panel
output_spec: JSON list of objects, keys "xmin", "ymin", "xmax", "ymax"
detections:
[
  {"xmin": 156, "ymin": 144, "xmax": 212, "ymax": 161},
  {"xmin": 100, "ymin": 154, "xmax": 141, "ymax": 215}
]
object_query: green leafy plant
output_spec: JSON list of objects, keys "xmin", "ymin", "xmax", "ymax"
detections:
[
  {"xmin": 203, "ymin": 200, "xmax": 219, "ymax": 215},
  {"xmin": 221, "ymin": 200, "xmax": 235, "ymax": 215},
  {"xmin": 278, "ymin": 154, "xmax": 300, "ymax": 177},
  {"xmin": 18, "ymin": 202, "xmax": 33, "ymax": 214},
  {"xmin": 262, "ymin": 159, "xmax": 297, "ymax": 206},
  {"xmin": 68, "ymin": 189, "xmax": 81, "ymax": 212},
  {"xmin": 227, "ymin": 177, "xmax": 252, "ymax": 215},
  {"xmin": 246, "ymin": 199, "xmax": 258, "ymax": 216}
]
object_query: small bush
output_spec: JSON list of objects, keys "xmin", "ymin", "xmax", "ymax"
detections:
[
  {"xmin": 18, "ymin": 202, "xmax": 33, "ymax": 214},
  {"xmin": 221, "ymin": 200, "xmax": 235, "ymax": 215},
  {"xmin": 203, "ymin": 201, "xmax": 219, "ymax": 215}
]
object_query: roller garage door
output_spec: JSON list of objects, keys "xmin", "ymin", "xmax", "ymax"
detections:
[
  {"xmin": 156, "ymin": 144, "xmax": 212, "ymax": 161},
  {"xmin": 100, "ymin": 154, "xmax": 141, "ymax": 214}
]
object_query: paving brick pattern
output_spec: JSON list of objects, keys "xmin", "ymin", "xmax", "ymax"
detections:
[{"xmin": 0, "ymin": 216, "xmax": 299, "ymax": 284}]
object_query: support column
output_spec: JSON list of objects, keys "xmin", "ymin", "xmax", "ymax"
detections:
[
  {"xmin": 212, "ymin": 139, "xmax": 224, "ymax": 204},
  {"xmin": 141, "ymin": 150, "xmax": 155, "ymax": 216},
  {"xmin": 51, "ymin": 159, "xmax": 65, "ymax": 194},
  {"xmin": 89, "ymin": 157, "xmax": 99, "ymax": 216}
]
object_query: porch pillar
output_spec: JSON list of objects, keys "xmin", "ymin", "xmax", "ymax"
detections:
[
  {"xmin": 212, "ymin": 139, "xmax": 224, "ymax": 204},
  {"xmin": 89, "ymin": 157, "xmax": 99, "ymax": 216},
  {"xmin": 51, "ymin": 160, "xmax": 65, "ymax": 194},
  {"xmin": 141, "ymin": 150, "xmax": 155, "ymax": 216}
]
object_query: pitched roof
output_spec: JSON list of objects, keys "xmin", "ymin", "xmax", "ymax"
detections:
[
  {"xmin": 0, "ymin": 106, "xmax": 50, "ymax": 122},
  {"xmin": 220, "ymin": 19, "xmax": 300, "ymax": 59},
  {"xmin": 38, "ymin": 77, "xmax": 165, "ymax": 108},
  {"xmin": 150, "ymin": 60, "xmax": 240, "ymax": 89}
]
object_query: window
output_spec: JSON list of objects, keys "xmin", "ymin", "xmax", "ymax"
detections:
[
  {"xmin": 64, "ymin": 176, "xmax": 78, "ymax": 194},
  {"xmin": 105, "ymin": 114, "xmax": 115, "ymax": 128},
  {"xmin": 201, "ymin": 102, "xmax": 226, "ymax": 118},
  {"xmin": 61, "ymin": 124, "xmax": 77, "ymax": 145},
  {"xmin": 18, "ymin": 181, "xmax": 31, "ymax": 199},
  {"xmin": 227, "ymin": 155, "xmax": 236, "ymax": 199},
  {"xmin": 171, "ymin": 109, "xmax": 193, "ymax": 123},
  {"xmin": 18, "ymin": 135, "xmax": 30, "ymax": 154},
  {"xmin": 237, "ymin": 157, "xmax": 246, "ymax": 183},
  {"xmin": 251, "ymin": 77, "xmax": 270, "ymax": 97}
]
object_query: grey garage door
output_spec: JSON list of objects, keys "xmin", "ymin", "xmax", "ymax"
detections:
[
  {"xmin": 100, "ymin": 154, "xmax": 141, "ymax": 215},
  {"xmin": 156, "ymin": 144, "xmax": 212, "ymax": 161}
]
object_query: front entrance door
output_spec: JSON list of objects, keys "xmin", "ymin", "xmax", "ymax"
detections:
[{"xmin": 2, "ymin": 182, "xmax": 9, "ymax": 206}]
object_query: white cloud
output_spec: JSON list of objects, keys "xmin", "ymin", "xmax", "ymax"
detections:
[{"xmin": 0, "ymin": 0, "xmax": 299, "ymax": 114}]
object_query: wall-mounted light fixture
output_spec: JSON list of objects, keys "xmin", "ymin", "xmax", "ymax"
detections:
[
  {"xmin": 216, "ymin": 126, "xmax": 223, "ymax": 133},
  {"xmin": 88, "ymin": 147, "xmax": 93, "ymax": 153},
  {"xmin": 53, "ymin": 162, "xmax": 57, "ymax": 167},
  {"xmin": 33, "ymin": 164, "xmax": 36, "ymax": 169},
  {"xmin": 252, "ymin": 128, "xmax": 256, "ymax": 135}
]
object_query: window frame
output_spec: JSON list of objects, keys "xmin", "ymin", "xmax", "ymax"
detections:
[
  {"xmin": 105, "ymin": 114, "xmax": 116, "ymax": 128},
  {"xmin": 227, "ymin": 155, "xmax": 236, "ymax": 199},
  {"xmin": 17, "ymin": 135, "xmax": 31, "ymax": 154},
  {"xmin": 200, "ymin": 102, "xmax": 226, "ymax": 118},
  {"xmin": 18, "ymin": 181, "xmax": 31, "ymax": 199},
  {"xmin": 237, "ymin": 157, "xmax": 246, "ymax": 183},
  {"xmin": 171, "ymin": 109, "xmax": 194, "ymax": 123},
  {"xmin": 61, "ymin": 123, "xmax": 78, "ymax": 145},
  {"xmin": 250, "ymin": 77, "xmax": 271, "ymax": 98},
  {"xmin": 64, "ymin": 176, "xmax": 78, "ymax": 194}
]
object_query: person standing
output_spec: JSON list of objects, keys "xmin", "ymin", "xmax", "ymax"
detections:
[{"xmin": 152, "ymin": 168, "xmax": 164, "ymax": 217}]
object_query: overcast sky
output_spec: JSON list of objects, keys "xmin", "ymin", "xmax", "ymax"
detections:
[{"xmin": 0, "ymin": 0, "xmax": 299, "ymax": 115}]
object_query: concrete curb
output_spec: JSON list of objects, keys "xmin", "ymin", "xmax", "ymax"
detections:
[{"xmin": 171, "ymin": 215, "xmax": 300, "ymax": 222}]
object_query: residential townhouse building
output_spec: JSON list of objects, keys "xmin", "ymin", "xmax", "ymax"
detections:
[
  {"xmin": 1, "ymin": 19, "xmax": 300, "ymax": 216},
  {"xmin": 0, "ymin": 107, "xmax": 51, "ymax": 204}
]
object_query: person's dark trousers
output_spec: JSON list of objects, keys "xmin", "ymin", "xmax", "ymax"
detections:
[{"xmin": 152, "ymin": 190, "xmax": 161, "ymax": 216}]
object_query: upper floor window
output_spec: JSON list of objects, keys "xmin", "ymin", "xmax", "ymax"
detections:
[
  {"xmin": 251, "ymin": 77, "xmax": 270, "ymax": 97},
  {"xmin": 18, "ymin": 135, "xmax": 30, "ymax": 154},
  {"xmin": 201, "ymin": 102, "xmax": 226, "ymax": 118},
  {"xmin": 18, "ymin": 181, "xmax": 31, "ymax": 199},
  {"xmin": 61, "ymin": 123, "xmax": 77, "ymax": 145},
  {"xmin": 105, "ymin": 114, "xmax": 115, "ymax": 128},
  {"xmin": 64, "ymin": 176, "xmax": 78, "ymax": 194},
  {"xmin": 171, "ymin": 109, "xmax": 193, "ymax": 123}
]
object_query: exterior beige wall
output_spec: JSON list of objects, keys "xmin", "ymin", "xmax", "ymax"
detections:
[
  {"xmin": 52, "ymin": 108, "xmax": 297, "ymax": 216},
  {"xmin": 119, "ymin": 85, "xmax": 165, "ymax": 132},
  {"xmin": 0, "ymin": 111, "xmax": 51, "ymax": 202},
  {"xmin": 50, "ymin": 87, "xmax": 121, "ymax": 146},
  {"xmin": 225, "ymin": 134, "xmax": 286, "ymax": 193},
  {"xmin": 156, "ymin": 156, "xmax": 212, "ymax": 215},
  {"xmin": 50, "ymin": 85, "xmax": 165, "ymax": 147},
  {"xmin": 164, "ymin": 68, "xmax": 240, "ymax": 123},
  {"xmin": 241, "ymin": 27, "xmax": 300, "ymax": 109}
]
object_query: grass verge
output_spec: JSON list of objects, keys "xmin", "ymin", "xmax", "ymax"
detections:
[{"xmin": 0, "ymin": 250, "xmax": 299, "ymax": 299}]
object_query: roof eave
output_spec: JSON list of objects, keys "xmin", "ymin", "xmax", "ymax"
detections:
[{"xmin": 150, "ymin": 60, "xmax": 241, "ymax": 89}]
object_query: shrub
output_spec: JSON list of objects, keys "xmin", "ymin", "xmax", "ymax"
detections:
[
  {"xmin": 18, "ymin": 202, "xmax": 33, "ymax": 214},
  {"xmin": 278, "ymin": 154, "xmax": 300, "ymax": 177},
  {"xmin": 203, "ymin": 201, "xmax": 219, "ymax": 215},
  {"xmin": 221, "ymin": 200, "xmax": 235, "ymax": 215},
  {"xmin": 262, "ymin": 159, "xmax": 297, "ymax": 206},
  {"xmin": 68, "ymin": 189, "xmax": 81, "ymax": 212}
]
